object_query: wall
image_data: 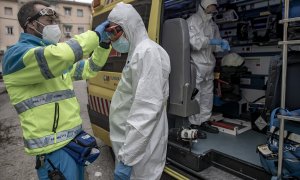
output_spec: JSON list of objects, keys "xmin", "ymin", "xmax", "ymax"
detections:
[
  {"xmin": 53, "ymin": 1, "xmax": 91, "ymax": 42},
  {"xmin": 0, "ymin": 0, "xmax": 20, "ymax": 52}
]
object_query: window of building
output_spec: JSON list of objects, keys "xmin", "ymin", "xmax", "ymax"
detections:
[
  {"xmin": 64, "ymin": 25, "xmax": 72, "ymax": 37},
  {"xmin": 77, "ymin": 9, "xmax": 83, "ymax": 17},
  {"xmin": 4, "ymin": 7, "xmax": 13, "ymax": 15},
  {"xmin": 64, "ymin": 7, "xmax": 72, "ymax": 16},
  {"xmin": 64, "ymin": 25, "xmax": 72, "ymax": 32},
  {"xmin": 6, "ymin": 26, "xmax": 13, "ymax": 35},
  {"xmin": 78, "ymin": 27, "xmax": 84, "ymax": 34}
]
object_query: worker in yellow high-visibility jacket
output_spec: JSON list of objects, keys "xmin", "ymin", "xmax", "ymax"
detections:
[{"xmin": 2, "ymin": 1, "xmax": 111, "ymax": 179}]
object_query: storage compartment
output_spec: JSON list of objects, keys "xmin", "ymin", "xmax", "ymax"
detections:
[{"xmin": 210, "ymin": 118, "xmax": 252, "ymax": 136}]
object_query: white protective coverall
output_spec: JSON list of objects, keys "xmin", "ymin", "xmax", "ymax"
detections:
[
  {"xmin": 187, "ymin": 3, "xmax": 222, "ymax": 125},
  {"xmin": 108, "ymin": 2, "xmax": 171, "ymax": 180}
]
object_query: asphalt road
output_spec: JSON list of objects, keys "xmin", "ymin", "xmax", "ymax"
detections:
[{"xmin": 0, "ymin": 80, "xmax": 114, "ymax": 180}]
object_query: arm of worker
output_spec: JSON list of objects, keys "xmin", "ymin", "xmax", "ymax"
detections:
[
  {"xmin": 69, "ymin": 45, "xmax": 111, "ymax": 81},
  {"xmin": 117, "ymin": 49, "xmax": 166, "ymax": 166},
  {"xmin": 212, "ymin": 23, "xmax": 223, "ymax": 52},
  {"xmin": 210, "ymin": 23, "xmax": 230, "ymax": 52},
  {"xmin": 187, "ymin": 17, "xmax": 210, "ymax": 51},
  {"xmin": 188, "ymin": 25, "xmax": 210, "ymax": 51},
  {"xmin": 3, "ymin": 31, "xmax": 100, "ymax": 86}
]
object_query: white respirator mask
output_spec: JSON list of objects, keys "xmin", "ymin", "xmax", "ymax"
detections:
[
  {"xmin": 35, "ymin": 21, "xmax": 61, "ymax": 44},
  {"xmin": 112, "ymin": 33, "xmax": 130, "ymax": 53}
]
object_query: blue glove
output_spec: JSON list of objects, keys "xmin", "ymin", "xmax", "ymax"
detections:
[
  {"xmin": 209, "ymin": 39, "xmax": 231, "ymax": 51},
  {"xmin": 220, "ymin": 39, "xmax": 230, "ymax": 51},
  {"xmin": 95, "ymin": 20, "xmax": 110, "ymax": 43},
  {"xmin": 114, "ymin": 161, "xmax": 132, "ymax": 180},
  {"xmin": 209, "ymin": 38, "xmax": 222, "ymax": 45}
]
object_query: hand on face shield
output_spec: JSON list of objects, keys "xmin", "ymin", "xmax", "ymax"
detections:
[
  {"xmin": 94, "ymin": 20, "xmax": 110, "ymax": 43},
  {"xmin": 209, "ymin": 39, "xmax": 230, "ymax": 51},
  {"xmin": 114, "ymin": 161, "xmax": 132, "ymax": 180}
]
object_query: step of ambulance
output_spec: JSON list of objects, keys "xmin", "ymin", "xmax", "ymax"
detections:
[
  {"xmin": 167, "ymin": 130, "xmax": 271, "ymax": 179},
  {"xmin": 163, "ymin": 162, "xmax": 243, "ymax": 180}
]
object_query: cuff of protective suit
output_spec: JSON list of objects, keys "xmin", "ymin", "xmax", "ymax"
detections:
[
  {"xmin": 117, "ymin": 149, "xmax": 145, "ymax": 167},
  {"xmin": 117, "ymin": 147, "xmax": 136, "ymax": 166},
  {"xmin": 117, "ymin": 127, "xmax": 147, "ymax": 166},
  {"xmin": 118, "ymin": 154, "xmax": 133, "ymax": 166},
  {"xmin": 91, "ymin": 46, "xmax": 111, "ymax": 67},
  {"xmin": 203, "ymin": 38, "xmax": 210, "ymax": 48}
]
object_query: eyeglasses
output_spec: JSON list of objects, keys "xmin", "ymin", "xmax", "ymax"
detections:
[
  {"xmin": 105, "ymin": 25, "xmax": 123, "ymax": 41},
  {"xmin": 24, "ymin": 7, "xmax": 57, "ymax": 28}
]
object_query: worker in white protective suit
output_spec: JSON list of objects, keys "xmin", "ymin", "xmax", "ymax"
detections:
[
  {"xmin": 107, "ymin": 2, "xmax": 171, "ymax": 180},
  {"xmin": 187, "ymin": 0, "xmax": 230, "ymax": 138}
]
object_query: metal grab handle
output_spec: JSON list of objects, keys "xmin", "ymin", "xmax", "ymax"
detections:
[{"xmin": 278, "ymin": 0, "xmax": 290, "ymax": 179}]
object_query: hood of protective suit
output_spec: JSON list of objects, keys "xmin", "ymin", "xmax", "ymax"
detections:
[
  {"xmin": 221, "ymin": 53, "xmax": 244, "ymax": 67},
  {"xmin": 197, "ymin": 4, "xmax": 213, "ymax": 21},
  {"xmin": 201, "ymin": 0, "xmax": 218, "ymax": 9},
  {"xmin": 108, "ymin": 2, "xmax": 148, "ymax": 53}
]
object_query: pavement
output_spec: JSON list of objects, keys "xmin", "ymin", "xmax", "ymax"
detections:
[{"xmin": 0, "ymin": 80, "xmax": 114, "ymax": 180}]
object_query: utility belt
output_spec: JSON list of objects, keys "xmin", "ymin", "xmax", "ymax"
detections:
[
  {"xmin": 63, "ymin": 131, "xmax": 100, "ymax": 166},
  {"xmin": 35, "ymin": 131, "xmax": 100, "ymax": 179}
]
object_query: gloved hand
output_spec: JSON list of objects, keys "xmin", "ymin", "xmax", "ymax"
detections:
[
  {"xmin": 209, "ymin": 38, "xmax": 222, "ymax": 45},
  {"xmin": 94, "ymin": 20, "xmax": 110, "ymax": 43},
  {"xmin": 209, "ymin": 39, "xmax": 230, "ymax": 51},
  {"xmin": 114, "ymin": 161, "xmax": 132, "ymax": 180},
  {"xmin": 220, "ymin": 39, "xmax": 230, "ymax": 51}
]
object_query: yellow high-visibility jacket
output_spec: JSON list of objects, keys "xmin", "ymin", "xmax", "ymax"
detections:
[{"xmin": 2, "ymin": 31, "xmax": 111, "ymax": 155}]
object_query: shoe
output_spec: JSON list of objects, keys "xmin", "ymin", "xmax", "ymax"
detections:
[
  {"xmin": 199, "ymin": 122, "xmax": 219, "ymax": 134},
  {"xmin": 190, "ymin": 125, "xmax": 207, "ymax": 139}
]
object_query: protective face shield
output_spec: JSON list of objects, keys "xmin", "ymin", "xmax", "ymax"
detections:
[
  {"xmin": 105, "ymin": 25, "xmax": 123, "ymax": 42},
  {"xmin": 205, "ymin": 5, "xmax": 218, "ymax": 17},
  {"xmin": 208, "ymin": 10, "xmax": 218, "ymax": 16},
  {"xmin": 35, "ymin": 21, "xmax": 62, "ymax": 44},
  {"xmin": 111, "ymin": 33, "xmax": 130, "ymax": 53},
  {"xmin": 24, "ymin": 7, "xmax": 57, "ymax": 29}
]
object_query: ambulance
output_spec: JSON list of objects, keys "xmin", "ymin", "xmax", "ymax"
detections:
[{"xmin": 87, "ymin": 0, "xmax": 300, "ymax": 179}]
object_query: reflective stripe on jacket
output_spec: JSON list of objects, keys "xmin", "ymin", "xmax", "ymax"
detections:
[{"xmin": 3, "ymin": 31, "xmax": 111, "ymax": 155}]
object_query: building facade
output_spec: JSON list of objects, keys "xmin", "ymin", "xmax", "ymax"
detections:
[
  {"xmin": 48, "ymin": 0, "xmax": 92, "ymax": 42},
  {"xmin": 0, "ymin": 0, "xmax": 92, "ymax": 72},
  {"xmin": 0, "ymin": 0, "xmax": 20, "ymax": 60}
]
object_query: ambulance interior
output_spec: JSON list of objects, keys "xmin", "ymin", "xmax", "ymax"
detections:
[
  {"xmin": 90, "ymin": 0, "xmax": 300, "ymax": 179},
  {"xmin": 162, "ymin": 0, "xmax": 300, "ymax": 179}
]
